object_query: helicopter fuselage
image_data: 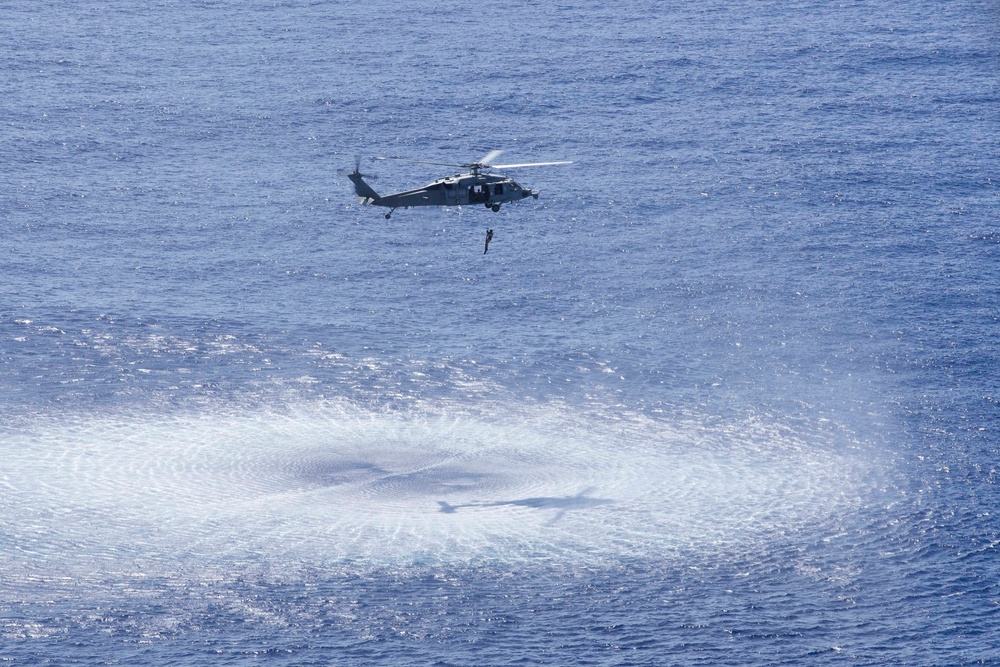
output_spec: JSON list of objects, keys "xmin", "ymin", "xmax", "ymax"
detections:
[
  {"xmin": 348, "ymin": 151, "xmax": 570, "ymax": 219},
  {"xmin": 352, "ymin": 171, "xmax": 539, "ymax": 216}
]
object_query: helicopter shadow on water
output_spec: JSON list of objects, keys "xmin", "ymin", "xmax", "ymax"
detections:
[{"xmin": 437, "ymin": 487, "xmax": 614, "ymax": 525}]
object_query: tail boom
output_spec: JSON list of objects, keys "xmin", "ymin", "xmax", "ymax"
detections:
[{"xmin": 349, "ymin": 171, "xmax": 381, "ymax": 204}]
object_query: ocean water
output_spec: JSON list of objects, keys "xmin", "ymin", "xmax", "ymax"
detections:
[{"xmin": 2, "ymin": 0, "xmax": 999, "ymax": 664}]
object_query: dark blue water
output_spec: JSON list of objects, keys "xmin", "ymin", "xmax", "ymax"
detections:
[{"xmin": 2, "ymin": 1, "xmax": 999, "ymax": 664}]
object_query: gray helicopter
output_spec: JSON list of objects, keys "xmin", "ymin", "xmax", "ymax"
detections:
[{"xmin": 348, "ymin": 150, "xmax": 571, "ymax": 219}]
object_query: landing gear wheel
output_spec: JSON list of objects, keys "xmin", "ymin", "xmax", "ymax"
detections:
[
  {"xmin": 385, "ymin": 212, "xmax": 392, "ymax": 219},
  {"xmin": 491, "ymin": 204, "xmax": 501, "ymax": 212},
  {"xmin": 484, "ymin": 202, "xmax": 492, "ymax": 209}
]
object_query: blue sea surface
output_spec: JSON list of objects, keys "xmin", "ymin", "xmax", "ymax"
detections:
[{"xmin": 2, "ymin": 1, "xmax": 999, "ymax": 665}]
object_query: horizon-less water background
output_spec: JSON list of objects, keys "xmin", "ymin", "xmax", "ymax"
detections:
[{"xmin": 2, "ymin": 1, "xmax": 999, "ymax": 665}]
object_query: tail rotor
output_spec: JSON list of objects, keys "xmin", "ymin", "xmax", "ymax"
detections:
[
  {"xmin": 349, "ymin": 155, "xmax": 379, "ymax": 180},
  {"xmin": 346, "ymin": 155, "xmax": 381, "ymax": 204}
]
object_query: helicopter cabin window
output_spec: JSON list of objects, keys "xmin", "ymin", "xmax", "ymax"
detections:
[
  {"xmin": 494, "ymin": 184, "xmax": 503, "ymax": 195},
  {"xmin": 469, "ymin": 185, "xmax": 489, "ymax": 203}
]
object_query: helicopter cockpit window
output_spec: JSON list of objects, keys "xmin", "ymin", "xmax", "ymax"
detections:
[{"xmin": 494, "ymin": 184, "xmax": 503, "ymax": 195}]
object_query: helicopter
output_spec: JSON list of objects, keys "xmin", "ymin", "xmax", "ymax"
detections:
[{"xmin": 348, "ymin": 150, "xmax": 572, "ymax": 219}]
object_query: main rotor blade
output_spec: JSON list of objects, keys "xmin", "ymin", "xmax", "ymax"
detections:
[
  {"xmin": 373, "ymin": 155, "xmax": 573, "ymax": 171},
  {"xmin": 376, "ymin": 156, "xmax": 465, "ymax": 168},
  {"xmin": 488, "ymin": 161, "xmax": 574, "ymax": 169},
  {"xmin": 479, "ymin": 149, "xmax": 504, "ymax": 166}
]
